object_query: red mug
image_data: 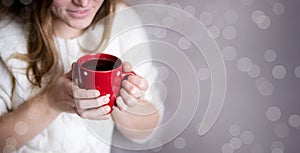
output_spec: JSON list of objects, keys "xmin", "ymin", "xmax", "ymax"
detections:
[{"xmin": 73, "ymin": 53, "xmax": 135, "ymax": 112}]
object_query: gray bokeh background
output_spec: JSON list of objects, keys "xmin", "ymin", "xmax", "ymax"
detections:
[{"xmin": 112, "ymin": 0, "xmax": 300, "ymax": 153}]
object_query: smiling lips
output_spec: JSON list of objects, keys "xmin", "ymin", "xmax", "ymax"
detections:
[{"xmin": 67, "ymin": 9, "xmax": 90, "ymax": 19}]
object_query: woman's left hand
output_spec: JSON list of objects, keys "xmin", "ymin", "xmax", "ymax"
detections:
[{"xmin": 116, "ymin": 62, "xmax": 149, "ymax": 111}]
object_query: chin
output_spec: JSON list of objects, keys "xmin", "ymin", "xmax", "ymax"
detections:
[{"xmin": 70, "ymin": 20, "xmax": 93, "ymax": 30}]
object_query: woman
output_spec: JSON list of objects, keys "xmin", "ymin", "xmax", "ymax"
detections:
[{"xmin": 0, "ymin": 0, "xmax": 162, "ymax": 152}]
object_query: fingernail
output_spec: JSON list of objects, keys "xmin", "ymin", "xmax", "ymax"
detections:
[
  {"xmin": 105, "ymin": 97, "xmax": 110, "ymax": 103},
  {"xmin": 131, "ymin": 88, "xmax": 137, "ymax": 94},
  {"xmin": 95, "ymin": 90, "xmax": 100, "ymax": 97},
  {"xmin": 104, "ymin": 106, "xmax": 111, "ymax": 113}
]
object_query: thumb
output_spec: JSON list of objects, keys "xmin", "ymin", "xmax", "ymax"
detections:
[
  {"xmin": 64, "ymin": 69, "xmax": 72, "ymax": 80},
  {"xmin": 123, "ymin": 61, "xmax": 132, "ymax": 72}
]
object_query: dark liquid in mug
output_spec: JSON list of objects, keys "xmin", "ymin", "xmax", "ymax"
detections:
[{"xmin": 82, "ymin": 59, "xmax": 120, "ymax": 71}]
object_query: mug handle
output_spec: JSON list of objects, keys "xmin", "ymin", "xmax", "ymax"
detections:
[
  {"xmin": 121, "ymin": 71, "xmax": 136, "ymax": 79},
  {"xmin": 114, "ymin": 71, "xmax": 136, "ymax": 106},
  {"xmin": 72, "ymin": 62, "xmax": 80, "ymax": 87}
]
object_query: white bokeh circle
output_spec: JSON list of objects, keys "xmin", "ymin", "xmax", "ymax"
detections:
[
  {"xmin": 174, "ymin": 137, "xmax": 186, "ymax": 149},
  {"xmin": 266, "ymin": 106, "xmax": 282, "ymax": 122},
  {"xmin": 199, "ymin": 12, "xmax": 214, "ymax": 26},
  {"xmin": 271, "ymin": 141, "xmax": 285, "ymax": 152},
  {"xmin": 197, "ymin": 67, "xmax": 210, "ymax": 81},
  {"xmin": 229, "ymin": 124, "xmax": 242, "ymax": 137},
  {"xmin": 240, "ymin": 130, "xmax": 255, "ymax": 144},
  {"xmin": 294, "ymin": 66, "xmax": 300, "ymax": 78},
  {"xmin": 264, "ymin": 49, "xmax": 277, "ymax": 62},
  {"xmin": 222, "ymin": 26, "xmax": 237, "ymax": 40},
  {"xmin": 272, "ymin": 65, "xmax": 287, "ymax": 79},
  {"xmin": 237, "ymin": 57, "xmax": 253, "ymax": 72},
  {"xmin": 222, "ymin": 143, "xmax": 234, "ymax": 153},
  {"xmin": 288, "ymin": 114, "xmax": 300, "ymax": 128},
  {"xmin": 222, "ymin": 46, "xmax": 237, "ymax": 61},
  {"xmin": 230, "ymin": 137, "xmax": 242, "ymax": 149},
  {"xmin": 248, "ymin": 65, "xmax": 261, "ymax": 78},
  {"xmin": 272, "ymin": 2, "xmax": 285, "ymax": 15}
]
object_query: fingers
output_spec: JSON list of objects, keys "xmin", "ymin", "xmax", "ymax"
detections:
[
  {"xmin": 73, "ymin": 87, "xmax": 100, "ymax": 99},
  {"xmin": 122, "ymin": 61, "xmax": 132, "ymax": 72},
  {"xmin": 116, "ymin": 96, "xmax": 128, "ymax": 111},
  {"xmin": 128, "ymin": 75, "xmax": 148, "ymax": 91},
  {"xmin": 79, "ymin": 105, "xmax": 111, "ymax": 120},
  {"xmin": 119, "ymin": 88, "xmax": 138, "ymax": 107},
  {"xmin": 76, "ymin": 94, "xmax": 110, "ymax": 110},
  {"xmin": 122, "ymin": 80, "xmax": 142, "ymax": 99},
  {"xmin": 64, "ymin": 69, "xmax": 73, "ymax": 80}
]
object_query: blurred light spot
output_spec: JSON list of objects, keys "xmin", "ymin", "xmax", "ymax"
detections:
[
  {"xmin": 15, "ymin": 121, "xmax": 28, "ymax": 135},
  {"xmin": 199, "ymin": 12, "xmax": 214, "ymax": 26},
  {"xmin": 256, "ymin": 77, "xmax": 274, "ymax": 96},
  {"xmin": 157, "ymin": 66, "xmax": 170, "ymax": 81},
  {"xmin": 272, "ymin": 65, "xmax": 287, "ymax": 79},
  {"xmin": 154, "ymin": 28, "xmax": 168, "ymax": 39},
  {"xmin": 178, "ymin": 37, "xmax": 192, "ymax": 50},
  {"xmin": 222, "ymin": 46, "xmax": 237, "ymax": 61},
  {"xmin": 274, "ymin": 123, "xmax": 289, "ymax": 138},
  {"xmin": 252, "ymin": 10, "xmax": 266, "ymax": 23},
  {"xmin": 3, "ymin": 145, "xmax": 16, "ymax": 153},
  {"xmin": 294, "ymin": 66, "xmax": 300, "ymax": 78},
  {"xmin": 248, "ymin": 65, "xmax": 261, "ymax": 78},
  {"xmin": 183, "ymin": 5, "xmax": 196, "ymax": 17},
  {"xmin": 162, "ymin": 16, "xmax": 174, "ymax": 27},
  {"xmin": 208, "ymin": 25, "xmax": 220, "ymax": 39},
  {"xmin": 222, "ymin": 26, "xmax": 237, "ymax": 40},
  {"xmin": 264, "ymin": 49, "xmax": 277, "ymax": 62},
  {"xmin": 256, "ymin": 15, "xmax": 271, "ymax": 30},
  {"xmin": 240, "ymin": 0, "xmax": 254, "ymax": 5},
  {"xmin": 224, "ymin": 10, "xmax": 239, "ymax": 24},
  {"xmin": 271, "ymin": 141, "xmax": 285, "ymax": 152},
  {"xmin": 222, "ymin": 143, "xmax": 234, "ymax": 153},
  {"xmin": 5, "ymin": 137, "xmax": 17, "ymax": 146},
  {"xmin": 237, "ymin": 57, "xmax": 253, "ymax": 72},
  {"xmin": 2, "ymin": 0, "xmax": 14, "ymax": 7},
  {"xmin": 240, "ymin": 130, "xmax": 255, "ymax": 144},
  {"xmin": 272, "ymin": 2, "xmax": 285, "ymax": 15},
  {"xmin": 288, "ymin": 114, "xmax": 300, "ymax": 128},
  {"xmin": 266, "ymin": 106, "xmax": 281, "ymax": 121},
  {"xmin": 229, "ymin": 124, "xmax": 242, "ymax": 136},
  {"xmin": 197, "ymin": 67, "xmax": 210, "ymax": 80},
  {"xmin": 174, "ymin": 137, "xmax": 186, "ymax": 149},
  {"xmin": 168, "ymin": 3, "xmax": 182, "ymax": 17},
  {"xmin": 230, "ymin": 137, "xmax": 242, "ymax": 149},
  {"xmin": 251, "ymin": 144, "xmax": 265, "ymax": 153},
  {"xmin": 272, "ymin": 148, "xmax": 284, "ymax": 153},
  {"xmin": 20, "ymin": 0, "xmax": 32, "ymax": 5}
]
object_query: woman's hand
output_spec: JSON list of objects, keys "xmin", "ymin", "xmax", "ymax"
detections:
[
  {"xmin": 45, "ymin": 70, "xmax": 111, "ymax": 120},
  {"xmin": 116, "ymin": 62, "xmax": 149, "ymax": 111}
]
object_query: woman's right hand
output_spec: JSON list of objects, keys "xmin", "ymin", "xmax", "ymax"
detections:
[{"xmin": 45, "ymin": 70, "xmax": 111, "ymax": 120}]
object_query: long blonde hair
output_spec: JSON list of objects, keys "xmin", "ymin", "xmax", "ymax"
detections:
[{"xmin": 0, "ymin": 0, "xmax": 118, "ymax": 87}]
